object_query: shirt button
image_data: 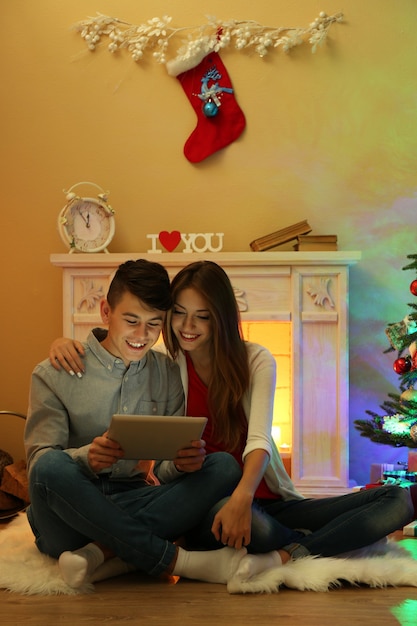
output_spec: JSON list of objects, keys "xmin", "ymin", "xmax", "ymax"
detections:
[{"xmin": 123, "ymin": 406, "xmax": 128, "ymax": 412}]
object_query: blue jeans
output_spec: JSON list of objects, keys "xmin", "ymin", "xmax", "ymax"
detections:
[
  {"xmin": 27, "ymin": 449, "xmax": 242, "ymax": 577},
  {"xmin": 186, "ymin": 485, "xmax": 413, "ymax": 558}
]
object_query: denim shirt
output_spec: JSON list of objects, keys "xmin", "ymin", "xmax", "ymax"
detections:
[{"xmin": 25, "ymin": 331, "xmax": 185, "ymax": 480}]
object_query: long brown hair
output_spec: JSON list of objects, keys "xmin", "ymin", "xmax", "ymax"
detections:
[{"xmin": 163, "ymin": 261, "xmax": 250, "ymax": 451}]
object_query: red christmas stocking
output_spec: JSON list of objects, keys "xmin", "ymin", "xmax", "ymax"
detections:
[{"xmin": 169, "ymin": 51, "xmax": 246, "ymax": 163}]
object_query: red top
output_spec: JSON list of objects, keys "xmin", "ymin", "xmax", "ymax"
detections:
[{"xmin": 185, "ymin": 353, "xmax": 277, "ymax": 500}]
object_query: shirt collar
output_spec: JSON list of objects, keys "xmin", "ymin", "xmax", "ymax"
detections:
[{"xmin": 86, "ymin": 331, "xmax": 147, "ymax": 373}]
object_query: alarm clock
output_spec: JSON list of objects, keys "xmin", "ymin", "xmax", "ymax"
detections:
[{"xmin": 58, "ymin": 182, "xmax": 115, "ymax": 253}]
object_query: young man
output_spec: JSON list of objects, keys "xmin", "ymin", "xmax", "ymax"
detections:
[{"xmin": 25, "ymin": 259, "xmax": 249, "ymax": 588}]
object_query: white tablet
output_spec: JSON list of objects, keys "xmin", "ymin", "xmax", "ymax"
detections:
[{"xmin": 107, "ymin": 414, "xmax": 208, "ymax": 460}]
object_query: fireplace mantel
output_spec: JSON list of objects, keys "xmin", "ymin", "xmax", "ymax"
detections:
[{"xmin": 51, "ymin": 251, "xmax": 361, "ymax": 496}]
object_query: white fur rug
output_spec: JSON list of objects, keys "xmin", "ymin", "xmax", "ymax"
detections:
[
  {"xmin": 228, "ymin": 539, "xmax": 417, "ymax": 594},
  {"xmin": 0, "ymin": 513, "xmax": 93, "ymax": 595},
  {"xmin": 1, "ymin": 513, "xmax": 417, "ymax": 596}
]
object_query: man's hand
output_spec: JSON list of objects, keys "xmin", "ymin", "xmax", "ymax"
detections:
[
  {"xmin": 88, "ymin": 432, "xmax": 125, "ymax": 473},
  {"xmin": 172, "ymin": 439, "xmax": 206, "ymax": 473}
]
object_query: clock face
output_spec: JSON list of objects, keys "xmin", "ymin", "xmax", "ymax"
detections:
[{"xmin": 59, "ymin": 197, "xmax": 115, "ymax": 252}]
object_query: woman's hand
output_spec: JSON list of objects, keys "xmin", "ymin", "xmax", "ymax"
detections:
[
  {"xmin": 211, "ymin": 492, "xmax": 253, "ymax": 550},
  {"xmin": 88, "ymin": 432, "xmax": 125, "ymax": 473},
  {"xmin": 50, "ymin": 337, "xmax": 85, "ymax": 377},
  {"xmin": 172, "ymin": 439, "xmax": 206, "ymax": 473},
  {"xmin": 211, "ymin": 449, "xmax": 269, "ymax": 549}
]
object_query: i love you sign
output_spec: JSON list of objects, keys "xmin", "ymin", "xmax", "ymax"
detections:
[{"xmin": 147, "ymin": 231, "xmax": 224, "ymax": 253}]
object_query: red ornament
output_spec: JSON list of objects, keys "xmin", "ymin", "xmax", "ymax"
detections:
[
  {"xmin": 393, "ymin": 357, "xmax": 412, "ymax": 374},
  {"xmin": 410, "ymin": 280, "xmax": 417, "ymax": 296}
]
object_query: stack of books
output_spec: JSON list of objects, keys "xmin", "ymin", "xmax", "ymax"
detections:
[
  {"xmin": 249, "ymin": 220, "xmax": 312, "ymax": 252},
  {"xmin": 293, "ymin": 235, "xmax": 338, "ymax": 251}
]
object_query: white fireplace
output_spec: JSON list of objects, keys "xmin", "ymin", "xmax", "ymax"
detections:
[{"xmin": 51, "ymin": 251, "xmax": 360, "ymax": 497}]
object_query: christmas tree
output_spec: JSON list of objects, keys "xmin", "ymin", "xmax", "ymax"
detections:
[{"xmin": 354, "ymin": 254, "xmax": 417, "ymax": 448}]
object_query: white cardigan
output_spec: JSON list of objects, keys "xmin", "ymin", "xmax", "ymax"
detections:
[{"xmin": 155, "ymin": 342, "xmax": 304, "ymax": 502}]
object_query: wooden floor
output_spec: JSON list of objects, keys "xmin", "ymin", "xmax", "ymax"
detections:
[{"xmin": 1, "ymin": 529, "xmax": 417, "ymax": 626}]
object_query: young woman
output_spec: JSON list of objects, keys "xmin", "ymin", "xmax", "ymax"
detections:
[{"xmin": 50, "ymin": 260, "xmax": 415, "ymax": 579}]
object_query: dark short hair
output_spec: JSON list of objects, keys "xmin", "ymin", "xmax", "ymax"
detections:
[{"xmin": 107, "ymin": 259, "xmax": 172, "ymax": 311}]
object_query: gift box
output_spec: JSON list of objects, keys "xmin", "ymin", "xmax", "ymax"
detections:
[
  {"xmin": 370, "ymin": 463, "xmax": 395, "ymax": 483},
  {"xmin": 383, "ymin": 469, "xmax": 417, "ymax": 482},
  {"xmin": 403, "ymin": 520, "xmax": 417, "ymax": 536}
]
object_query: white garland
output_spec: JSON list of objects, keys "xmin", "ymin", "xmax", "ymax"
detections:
[{"xmin": 73, "ymin": 12, "xmax": 344, "ymax": 74}]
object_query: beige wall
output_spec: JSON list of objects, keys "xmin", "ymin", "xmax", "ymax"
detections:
[{"xmin": 1, "ymin": 1, "xmax": 417, "ymax": 483}]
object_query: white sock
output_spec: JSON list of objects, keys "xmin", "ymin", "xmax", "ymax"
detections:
[
  {"xmin": 173, "ymin": 546, "xmax": 247, "ymax": 584},
  {"xmin": 233, "ymin": 550, "xmax": 283, "ymax": 581},
  {"xmin": 91, "ymin": 557, "xmax": 136, "ymax": 583},
  {"xmin": 59, "ymin": 543, "xmax": 104, "ymax": 588}
]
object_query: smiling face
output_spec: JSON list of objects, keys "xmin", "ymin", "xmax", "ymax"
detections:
[
  {"xmin": 171, "ymin": 287, "xmax": 212, "ymax": 358},
  {"xmin": 100, "ymin": 291, "xmax": 165, "ymax": 366}
]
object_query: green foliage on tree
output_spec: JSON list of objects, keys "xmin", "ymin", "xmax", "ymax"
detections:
[{"xmin": 354, "ymin": 254, "xmax": 417, "ymax": 448}]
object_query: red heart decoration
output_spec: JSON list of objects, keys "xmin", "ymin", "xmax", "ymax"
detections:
[{"xmin": 159, "ymin": 230, "xmax": 181, "ymax": 252}]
